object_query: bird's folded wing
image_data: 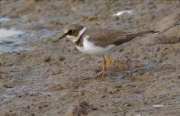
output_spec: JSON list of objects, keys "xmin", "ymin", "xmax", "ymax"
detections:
[{"xmin": 84, "ymin": 28, "xmax": 127, "ymax": 47}]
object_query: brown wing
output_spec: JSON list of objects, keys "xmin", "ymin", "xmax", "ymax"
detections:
[
  {"xmin": 82, "ymin": 28, "xmax": 128, "ymax": 47},
  {"xmin": 81, "ymin": 28, "xmax": 157, "ymax": 47}
]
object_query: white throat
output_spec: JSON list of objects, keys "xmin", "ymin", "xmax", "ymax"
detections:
[{"xmin": 67, "ymin": 27, "xmax": 86, "ymax": 43}]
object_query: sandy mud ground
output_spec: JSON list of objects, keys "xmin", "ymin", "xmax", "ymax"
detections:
[{"xmin": 0, "ymin": 0, "xmax": 180, "ymax": 116}]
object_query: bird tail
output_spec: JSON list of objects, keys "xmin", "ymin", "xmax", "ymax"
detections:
[
  {"xmin": 125, "ymin": 30, "xmax": 158, "ymax": 41},
  {"xmin": 113, "ymin": 30, "xmax": 158, "ymax": 46}
]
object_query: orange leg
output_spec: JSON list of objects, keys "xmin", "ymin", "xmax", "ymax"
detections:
[
  {"xmin": 96, "ymin": 55, "xmax": 112, "ymax": 78},
  {"xmin": 105, "ymin": 56, "xmax": 112, "ymax": 68}
]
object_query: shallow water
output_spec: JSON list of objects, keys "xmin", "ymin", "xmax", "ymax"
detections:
[
  {"xmin": 0, "ymin": 28, "xmax": 26, "ymax": 53},
  {"xmin": 0, "ymin": 17, "xmax": 33, "ymax": 53},
  {"xmin": 113, "ymin": 10, "xmax": 133, "ymax": 16},
  {"xmin": 0, "ymin": 28, "xmax": 24, "ymax": 38}
]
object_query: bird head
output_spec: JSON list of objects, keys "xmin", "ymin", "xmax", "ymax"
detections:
[{"xmin": 59, "ymin": 24, "xmax": 86, "ymax": 43}]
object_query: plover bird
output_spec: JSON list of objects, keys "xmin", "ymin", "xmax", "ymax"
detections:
[{"xmin": 59, "ymin": 24, "xmax": 157, "ymax": 78}]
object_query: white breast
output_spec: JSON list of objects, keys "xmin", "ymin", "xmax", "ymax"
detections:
[{"xmin": 76, "ymin": 35, "xmax": 115, "ymax": 55}]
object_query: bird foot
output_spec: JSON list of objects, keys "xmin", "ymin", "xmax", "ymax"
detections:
[{"xmin": 95, "ymin": 69, "xmax": 105, "ymax": 78}]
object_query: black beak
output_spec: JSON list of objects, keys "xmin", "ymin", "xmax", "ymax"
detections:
[{"xmin": 59, "ymin": 33, "xmax": 67, "ymax": 39}]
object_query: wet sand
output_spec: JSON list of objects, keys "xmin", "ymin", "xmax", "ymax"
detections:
[{"xmin": 0, "ymin": 0, "xmax": 180, "ymax": 116}]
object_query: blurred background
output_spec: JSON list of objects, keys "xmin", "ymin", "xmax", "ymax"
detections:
[{"xmin": 0, "ymin": 0, "xmax": 180, "ymax": 116}]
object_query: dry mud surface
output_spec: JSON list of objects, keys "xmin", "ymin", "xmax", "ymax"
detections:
[{"xmin": 0, "ymin": 0, "xmax": 180, "ymax": 116}]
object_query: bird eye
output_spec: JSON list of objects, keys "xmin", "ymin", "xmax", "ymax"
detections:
[{"xmin": 68, "ymin": 30, "xmax": 74, "ymax": 35}]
